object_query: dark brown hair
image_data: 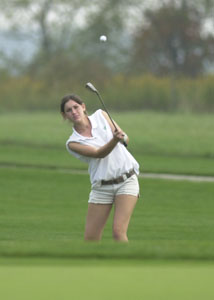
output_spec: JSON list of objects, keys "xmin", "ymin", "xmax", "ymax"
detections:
[{"xmin": 60, "ymin": 94, "xmax": 85, "ymax": 113}]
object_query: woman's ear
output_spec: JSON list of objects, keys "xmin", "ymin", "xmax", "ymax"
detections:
[{"xmin": 82, "ymin": 103, "xmax": 87, "ymax": 114}]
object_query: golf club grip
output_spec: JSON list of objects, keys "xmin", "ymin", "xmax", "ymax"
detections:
[
  {"xmin": 110, "ymin": 119, "xmax": 128, "ymax": 147},
  {"xmin": 111, "ymin": 120, "xmax": 127, "ymax": 147}
]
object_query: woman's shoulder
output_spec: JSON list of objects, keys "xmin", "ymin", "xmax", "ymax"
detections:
[
  {"xmin": 90, "ymin": 109, "xmax": 103, "ymax": 118},
  {"xmin": 66, "ymin": 132, "xmax": 78, "ymax": 144},
  {"xmin": 89, "ymin": 109, "xmax": 105, "ymax": 124},
  {"xmin": 66, "ymin": 129, "xmax": 84, "ymax": 144}
]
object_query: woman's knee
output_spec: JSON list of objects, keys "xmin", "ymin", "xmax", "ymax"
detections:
[{"xmin": 112, "ymin": 225, "xmax": 128, "ymax": 242}]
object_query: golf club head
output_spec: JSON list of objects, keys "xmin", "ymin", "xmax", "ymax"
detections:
[{"xmin": 85, "ymin": 82, "xmax": 97, "ymax": 93}]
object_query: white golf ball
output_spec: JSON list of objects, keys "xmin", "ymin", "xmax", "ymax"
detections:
[{"xmin": 100, "ymin": 35, "xmax": 107, "ymax": 42}]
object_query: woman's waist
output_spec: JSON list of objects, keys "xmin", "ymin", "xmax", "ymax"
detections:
[{"xmin": 90, "ymin": 163, "xmax": 139, "ymax": 185}]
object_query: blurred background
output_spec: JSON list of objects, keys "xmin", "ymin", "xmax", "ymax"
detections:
[
  {"xmin": 1, "ymin": 3, "xmax": 214, "ymax": 296},
  {"xmin": 0, "ymin": 0, "xmax": 214, "ymax": 113}
]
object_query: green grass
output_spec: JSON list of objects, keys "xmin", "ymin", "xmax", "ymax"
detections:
[
  {"xmin": 0, "ymin": 261, "xmax": 214, "ymax": 300},
  {"xmin": 1, "ymin": 167, "xmax": 214, "ymax": 260},
  {"xmin": 1, "ymin": 111, "xmax": 214, "ymax": 298},
  {"xmin": 1, "ymin": 111, "xmax": 214, "ymax": 260},
  {"xmin": 0, "ymin": 111, "xmax": 214, "ymax": 175}
]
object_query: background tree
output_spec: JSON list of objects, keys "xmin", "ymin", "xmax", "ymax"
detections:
[
  {"xmin": 0, "ymin": 0, "xmax": 213, "ymax": 80},
  {"xmin": 0, "ymin": 0, "xmax": 144, "ymax": 82},
  {"xmin": 131, "ymin": 0, "xmax": 214, "ymax": 77}
]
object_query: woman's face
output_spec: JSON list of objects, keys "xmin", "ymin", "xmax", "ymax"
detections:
[{"xmin": 62, "ymin": 100, "xmax": 86, "ymax": 123}]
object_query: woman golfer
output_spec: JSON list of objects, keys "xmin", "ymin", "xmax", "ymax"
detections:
[{"xmin": 61, "ymin": 94, "xmax": 140, "ymax": 242}]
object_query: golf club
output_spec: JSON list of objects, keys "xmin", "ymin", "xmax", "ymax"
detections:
[{"xmin": 85, "ymin": 82, "xmax": 127, "ymax": 147}]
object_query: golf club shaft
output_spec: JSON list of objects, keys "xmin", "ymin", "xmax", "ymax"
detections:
[
  {"xmin": 95, "ymin": 91, "xmax": 117, "ymax": 131},
  {"xmin": 85, "ymin": 82, "xmax": 127, "ymax": 147},
  {"xmin": 95, "ymin": 92, "xmax": 127, "ymax": 147}
]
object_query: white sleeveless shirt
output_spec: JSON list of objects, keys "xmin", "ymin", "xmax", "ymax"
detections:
[{"xmin": 66, "ymin": 109, "xmax": 139, "ymax": 187}]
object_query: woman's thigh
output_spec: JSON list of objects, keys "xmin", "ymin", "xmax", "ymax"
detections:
[
  {"xmin": 84, "ymin": 203, "xmax": 112, "ymax": 240},
  {"xmin": 113, "ymin": 194, "xmax": 138, "ymax": 232}
]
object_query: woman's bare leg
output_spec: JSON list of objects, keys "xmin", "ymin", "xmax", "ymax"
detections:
[
  {"xmin": 84, "ymin": 203, "xmax": 112, "ymax": 241},
  {"xmin": 113, "ymin": 195, "xmax": 138, "ymax": 242}
]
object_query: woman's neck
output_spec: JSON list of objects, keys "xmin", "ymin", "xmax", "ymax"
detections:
[{"xmin": 74, "ymin": 116, "xmax": 92, "ymax": 137}]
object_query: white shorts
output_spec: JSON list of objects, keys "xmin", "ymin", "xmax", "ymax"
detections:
[{"xmin": 88, "ymin": 174, "xmax": 140, "ymax": 204}]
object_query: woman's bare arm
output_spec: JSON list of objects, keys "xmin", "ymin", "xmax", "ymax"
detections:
[{"xmin": 68, "ymin": 130, "xmax": 124, "ymax": 159}]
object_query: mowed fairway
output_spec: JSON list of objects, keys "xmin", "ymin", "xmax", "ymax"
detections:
[
  {"xmin": 0, "ymin": 111, "xmax": 214, "ymax": 299},
  {"xmin": 1, "ymin": 167, "xmax": 214, "ymax": 299},
  {"xmin": 0, "ymin": 167, "xmax": 214, "ymax": 258},
  {"xmin": 1, "ymin": 111, "xmax": 214, "ymax": 175}
]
